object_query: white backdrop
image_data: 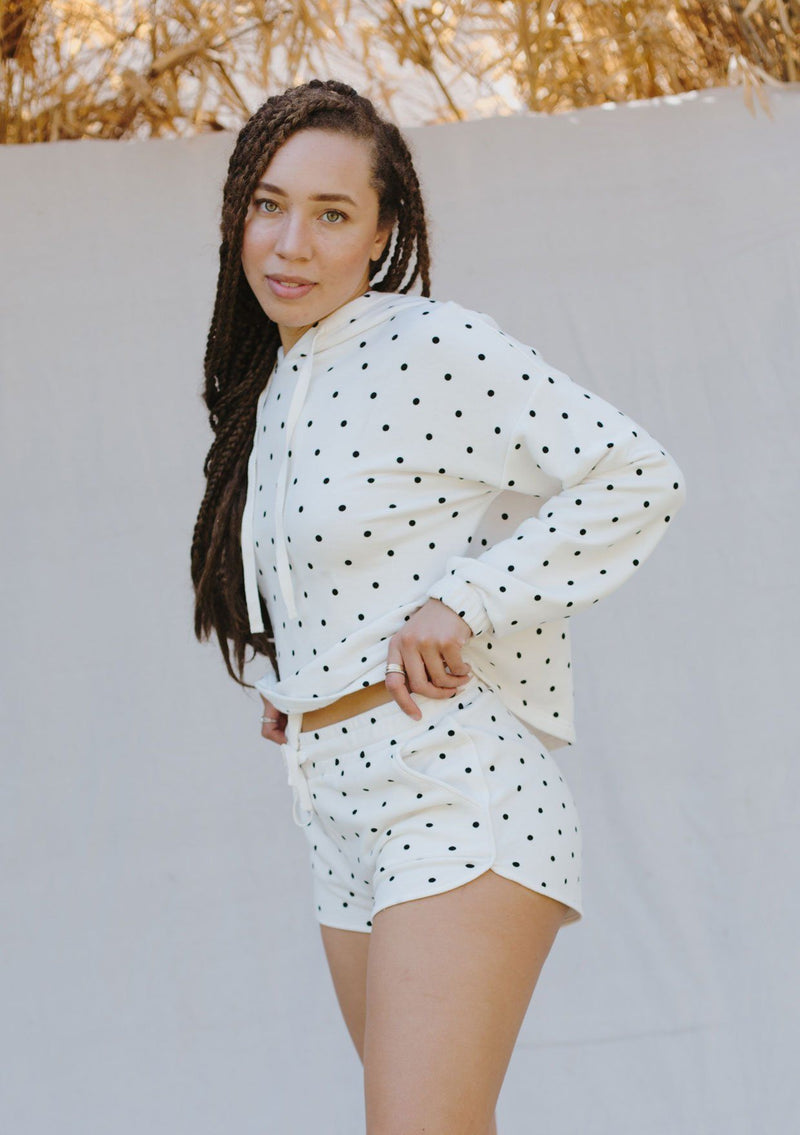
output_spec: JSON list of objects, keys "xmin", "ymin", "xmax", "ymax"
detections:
[{"xmin": 2, "ymin": 84, "xmax": 798, "ymax": 1134}]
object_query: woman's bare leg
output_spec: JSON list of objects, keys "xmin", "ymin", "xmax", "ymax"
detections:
[
  {"xmin": 320, "ymin": 925, "xmax": 371, "ymax": 1062},
  {"xmin": 362, "ymin": 869, "xmax": 567, "ymax": 1135},
  {"xmin": 320, "ymin": 922, "xmax": 502, "ymax": 1134}
]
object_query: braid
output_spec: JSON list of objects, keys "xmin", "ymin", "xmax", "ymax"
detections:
[
  {"xmin": 365, "ymin": 120, "xmax": 431, "ymax": 295},
  {"xmin": 191, "ymin": 79, "xmax": 433, "ymax": 687}
]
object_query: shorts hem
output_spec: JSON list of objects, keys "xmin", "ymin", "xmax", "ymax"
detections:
[
  {"xmin": 487, "ymin": 863, "xmax": 583, "ymax": 926},
  {"xmin": 370, "ymin": 854, "xmax": 581, "ymax": 927},
  {"xmin": 315, "ymin": 916, "xmax": 373, "ymax": 933}
]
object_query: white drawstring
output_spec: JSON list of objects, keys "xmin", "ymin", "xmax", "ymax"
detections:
[
  {"xmin": 241, "ymin": 338, "xmax": 318, "ymax": 631},
  {"xmin": 281, "ymin": 713, "xmax": 314, "ymax": 827},
  {"xmin": 272, "ymin": 340, "xmax": 317, "ymax": 620},
  {"xmin": 241, "ymin": 293, "xmax": 386, "ymax": 635},
  {"xmin": 241, "ymin": 380, "xmax": 272, "ymax": 633}
]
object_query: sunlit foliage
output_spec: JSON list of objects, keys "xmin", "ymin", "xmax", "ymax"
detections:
[{"xmin": 1, "ymin": 1, "xmax": 793, "ymax": 142}]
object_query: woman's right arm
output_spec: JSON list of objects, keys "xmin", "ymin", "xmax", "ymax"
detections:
[
  {"xmin": 260, "ymin": 694, "xmax": 287, "ymax": 745},
  {"xmin": 424, "ymin": 356, "xmax": 687, "ymax": 640}
]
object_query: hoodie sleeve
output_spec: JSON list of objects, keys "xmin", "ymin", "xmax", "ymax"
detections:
[
  {"xmin": 253, "ymin": 653, "xmax": 279, "ymax": 698},
  {"xmin": 424, "ymin": 363, "xmax": 687, "ymax": 639}
]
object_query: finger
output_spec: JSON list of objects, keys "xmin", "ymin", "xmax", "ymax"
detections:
[
  {"xmin": 385, "ymin": 645, "xmax": 422, "ymax": 720},
  {"xmin": 261, "ymin": 706, "xmax": 287, "ymax": 744},
  {"xmin": 403, "ymin": 645, "xmax": 454, "ymax": 700},
  {"xmin": 417, "ymin": 644, "xmax": 462, "ymax": 691},
  {"xmin": 385, "ymin": 671, "xmax": 421, "ymax": 720},
  {"xmin": 259, "ymin": 705, "xmax": 281, "ymax": 731},
  {"xmin": 440, "ymin": 640, "xmax": 473, "ymax": 680},
  {"xmin": 419, "ymin": 642, "xmax": 473, "ymax": 690}
]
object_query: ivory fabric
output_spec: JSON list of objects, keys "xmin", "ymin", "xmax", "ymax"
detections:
[
  {"xmin": 241, "ymin": 289, "xmax": 686, "ymax": 749},
  {"xmin": 279, "ymin": 672, "xmax": 584, "ymax": 929}
]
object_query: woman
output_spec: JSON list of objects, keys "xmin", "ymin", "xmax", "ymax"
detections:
[{"xmin": 191, "ymin": 78, "xmax": 686, "ymax": 1134}]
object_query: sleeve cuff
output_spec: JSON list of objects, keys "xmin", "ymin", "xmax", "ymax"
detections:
[{"xmin": 425, "ymin": 575, "xmax": 495, "ymax": 637}]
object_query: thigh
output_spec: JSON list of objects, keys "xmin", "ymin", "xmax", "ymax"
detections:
[
  {"xmin": 320, "ymin": 924, "xmax": 371, "ymax": 1064},
  {"xmin": 363, "ymin": 868, "xmax": 568, "ymax": 1135}
]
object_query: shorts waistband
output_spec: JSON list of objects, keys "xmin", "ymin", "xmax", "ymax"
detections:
[
  {"xmin": 279, "ymin": 674, "xmax": 487, "ymax": 829},
  {"xmin": 287, "ymin": 673, "xmax": 486, "ymax": 765}
]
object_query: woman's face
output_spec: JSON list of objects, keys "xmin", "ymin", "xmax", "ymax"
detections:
[{"xmin": 241, "ymin": 128, "xmax": 392, "ymax": 353}]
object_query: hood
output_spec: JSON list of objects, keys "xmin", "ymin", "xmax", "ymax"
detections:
[{"xmin": 240, "ymin": 289, "xmax": 416, "ymax": 634}]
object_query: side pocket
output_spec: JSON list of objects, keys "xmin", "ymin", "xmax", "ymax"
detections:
[{"xmin": 390, "ymin": 714, "xmax": 489, "ymax": 809}]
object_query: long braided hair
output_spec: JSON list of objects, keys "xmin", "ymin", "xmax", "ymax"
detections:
[{"xmin": 191, "ymin": 79, "xmax": 432, "ymax": 688}]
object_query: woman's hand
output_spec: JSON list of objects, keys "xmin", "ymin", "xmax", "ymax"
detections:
[
  {"xmin": 260, "ymin": 696, "xmax": 288, "ymax": 745},
  {"xmin": 385, "ymin": 597, "xmax": 474, "ymax": 720}
]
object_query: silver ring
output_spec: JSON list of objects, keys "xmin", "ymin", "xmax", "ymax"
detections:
[
  {"xmin": 384, "ymin": 663, "xmax": 406, "ymax": 676},
  {"xmin": 261, "ymin": 715, "xmax": 279, "ymax": 724}
]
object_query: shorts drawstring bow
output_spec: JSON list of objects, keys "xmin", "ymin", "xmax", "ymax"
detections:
[{"xmin": 281, "ymin": 712, "xmax": 314, "ymax": 828}]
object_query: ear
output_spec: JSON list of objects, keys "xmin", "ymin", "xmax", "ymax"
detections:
[{"xmin": 371, "ymin": 222, "xmax": 393, "ymax": 262}]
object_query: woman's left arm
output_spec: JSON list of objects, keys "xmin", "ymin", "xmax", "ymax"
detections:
[{"xmin": 423, "ymin": 364, "xmax": 688, "ymax": 640}]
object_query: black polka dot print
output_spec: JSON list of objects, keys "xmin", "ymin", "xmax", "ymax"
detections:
[
  {"xmin": 281, "ymin": 676, "xmax": 583, "ymax": 931},
  {"xmin": 241, "ymin": 288, "xmax": 686, "ymax": 752}
]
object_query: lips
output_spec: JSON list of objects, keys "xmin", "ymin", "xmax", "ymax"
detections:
[
  {"xmin": 269, "ymin": 275, "xmax": 315, "ymax": 285},
  {"xmin": 266, "ymin": 275, "xmax": 317, "ymax": 299}
]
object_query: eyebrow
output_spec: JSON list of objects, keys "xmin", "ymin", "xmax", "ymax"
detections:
[{"xmin": 255, "ymin": 181, "xmax": 358, "ymax": 207}]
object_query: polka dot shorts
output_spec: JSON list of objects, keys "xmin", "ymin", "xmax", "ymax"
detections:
[{"xmin": 278, "ymin": 674, "xmax": 582, "ymax": 932}]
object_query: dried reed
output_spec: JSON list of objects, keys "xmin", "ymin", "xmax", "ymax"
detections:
[{"xmin": 0, "ymin": 1, "xmax": 794, "ymax": 144}]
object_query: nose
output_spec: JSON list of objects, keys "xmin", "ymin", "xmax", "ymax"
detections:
[{"xmin": 274, "ymin": 212, "xmax": 312, "ymax": 261}]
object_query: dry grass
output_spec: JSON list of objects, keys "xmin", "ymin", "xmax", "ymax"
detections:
[{"xmin": 0, "ymin": 1, "xmax": 795, "ymax": 143}]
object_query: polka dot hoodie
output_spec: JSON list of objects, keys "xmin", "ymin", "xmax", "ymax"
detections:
[{"xmin": 241, "ymin": 290, "xmax": 686, "ymax": 750}]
